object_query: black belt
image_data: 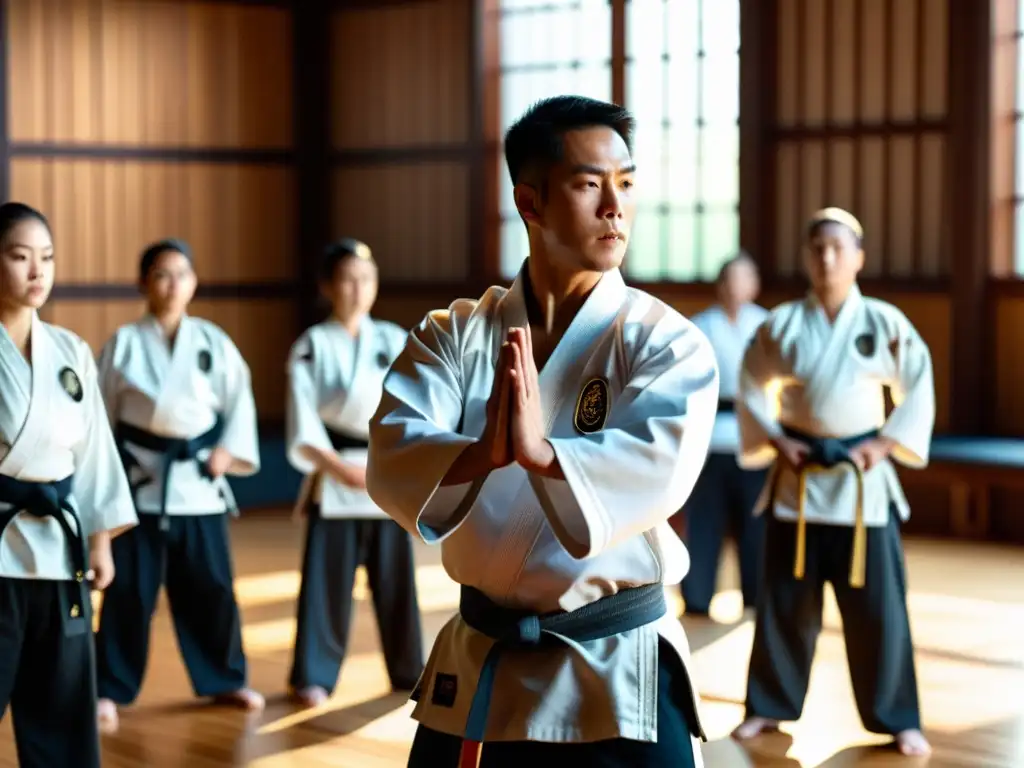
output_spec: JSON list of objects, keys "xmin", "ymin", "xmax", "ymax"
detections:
[
  {"xmin": 717, "ymin": 398, "xmax": 735, "ymax": 413},
  {"xmin": 0, "ymin": 474, "xmax": 89, "ymax": 621},
  {"xmin": 455, "ymin": 583, "xmax": 691, "ymax": 763},
  {"xmin": 115, "ymin": 416, "xmax": 226, "ymax": 531},
  {"xmin": 775, "ymin": 425, "xmax": 879, "ymax": 588},
  {"xmin": 325, "ymin": 425, "xmax": 369, "ymax": 451}
]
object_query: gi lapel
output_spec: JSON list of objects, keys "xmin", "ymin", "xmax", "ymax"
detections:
[
  {"xmin": 335, "ymin": 316, "xmax": 378, "ymax": 430},
  {"xmin": 0, "ymin": 313, "xmax": 53, "ymax": 478},
  {"xmin": 802, "ymin": 285, "xmax": 864, "ymax": 416},
  {"xmin": 148, "ymin": 314, "xmax": 197, "ymax": 428},
  {"xmin": 502, "ymin": 267, "xmax": 627, "ymax": 431}
]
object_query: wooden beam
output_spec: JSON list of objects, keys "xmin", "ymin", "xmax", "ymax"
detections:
[
  {"xmin": 293, "ymin": 3, "xmax": 332, "ymax": 331},
  {"xmin": 739, "ymin": 0, "xmax": 769, "ymax": 265},
  {"xmin": 0, "ymin": 0, "xmax": 9, "ymax": 203},
  {"xmin": 947, "ymin": 0, "xmax": 992, "ymax": 433}
]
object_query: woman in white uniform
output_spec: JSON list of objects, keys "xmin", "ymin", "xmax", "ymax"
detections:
[
  {"xmin": 93, "ymin": 239, "xmax": 264, "ymax": 731},
  {"xmin": 0, "ymin": 201, "xmax": 138, "ymax": 767},
  {"xmin": 286, "ymin": 238, "xmax": 424, "ymax": 707}
]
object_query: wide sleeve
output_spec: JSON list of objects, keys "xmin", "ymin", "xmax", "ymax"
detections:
[
  {"xmin": 880, "ymin": 319, "xmax": 935, "ymax": 467},
  {"xmin": 72, "ymin": 349, "xmax": 138, "ymax": 539},
  {"xmin": 531, "ymin": 320, "xmax": 720, "ymax": 560},
  {"xmin": 366, "ymin": 308, "xmax": 482, "ymax": 542},
  {"xmin": 215, "ymin": 334, "xmax": 260, "ymax": 476},
  {"xmin": 735, "ymin": 321, "xmax": 785, "ymax": 469},
  {"xmin": 285, "ymin": 333, "xmax": 333, "ymax": 474}
]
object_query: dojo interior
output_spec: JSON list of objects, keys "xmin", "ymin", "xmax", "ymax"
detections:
[{"xmin": 1, "ymin": 0, "xmax": 1023, "ymax": 765}]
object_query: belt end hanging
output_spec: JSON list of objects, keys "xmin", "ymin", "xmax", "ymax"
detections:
[
  {"xmin": 849, "ymin": 466, "xmax": 867, "ymax": 588},
  {"xmin": 459, "ymin": 740, "xmax": 482, "ymax": 768},
  {"xmin": 794, "ymin": 471, "xmax": 808, "ymax": 580}
]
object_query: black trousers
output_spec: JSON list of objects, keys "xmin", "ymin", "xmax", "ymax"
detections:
[
  {"xmin": 744, "ymin": 509, "xmax": 922, "ymax": 734},
  {"xmin": 289, "ymin": 512, "xmax": 424, "ymax": 693},
  {"xmin": 94, "ymin": 513, "xmax": 247, "ymax": 703},
  {"xmin": 0, "ymin": 577, "xmax": 99, "ymax": 768},
  {"xmin": 406, "ymin": 639, "xmax": 699, "ymax": 767},
  {"xmin": 682, "ymin": 453, "xmax": 767, "ymax": 614}
]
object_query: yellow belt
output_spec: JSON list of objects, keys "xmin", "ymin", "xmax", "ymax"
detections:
[{"xmin": 794, "ymin": 462, "xmax": 867, "ymax": 588}]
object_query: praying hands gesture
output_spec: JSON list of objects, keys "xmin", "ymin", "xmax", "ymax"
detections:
[{"xmin": 505, "ymin": 326, "xmax": 558, "ymax": 476}]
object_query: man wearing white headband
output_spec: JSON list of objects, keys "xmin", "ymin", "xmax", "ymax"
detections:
[{"xmin": 730, "ymin": 207, "xmax": 934, "ymax": 757}]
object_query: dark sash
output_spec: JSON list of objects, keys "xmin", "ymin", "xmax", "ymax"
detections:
[
  {"xmin": 717, "ymin": 398, "xmax": 735, "ymax": 413},
  {"xmin": 454, "ymin": 583, "xmax": 673, "ymax": 764},
  {"xmin": 114, "ymin": 416, "xmax": 227, "ymax": 531},
  {"xmin": 0, "ymin": 473, "xmax": 91, "ymax": 633},
  {"xmin": 325, "ymin": 425, "xmax": 369, "ymax": 451}
]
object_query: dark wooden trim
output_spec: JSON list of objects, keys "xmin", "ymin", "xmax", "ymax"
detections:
[
  {"xmin": 9, "ymin": 142, "xmax": 293, "ymax": 165},
  {"xmin": 49, "ymin": 282, "xmax": 301, "ymax": 301},
  {"xmin": 947, "ymin": 0, "xmax": 992, "ymax": 433},
  {"xmin": 988, "ymin": 277, "xmax": 1024, "ymax": 298},
  {"xmin": 0, "ymin": 0, "xmax": 9, "ymax": 202},
  {"xmin": 761, "ymin": 0, "xmax": 779, "ymax": 275},
  {"xmin": 771, "ymin": 119, "xmax": 947, "ymax": 141},
  {"xmin": 293, "ymin": 3, "xmax": 332, "ymax": 330},
  {"xmin": 330, "ymin": 144, "xmax": 473, "ymax": 167},
  {"xmin": 610, "ymin": 0, "xmax": 625, "ymax": 105},
  {"xmin": 468, "ymin": 0, "xmax": 485, "ymax": 284}
]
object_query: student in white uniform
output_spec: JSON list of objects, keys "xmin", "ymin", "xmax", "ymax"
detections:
[
  {"xmin": 0, "ymin": 202, "xmax": 138, "ymax": 767},
  {"xmin": 730, "ymin": 208, "xmax": 933, "ymax": 757},
  {"xmin": 93, "ymin": 238, "xmax": 264, "ymax": 732},
  {"xmin": 286, "ymin": 238, "xmax": 424, "ymax": 707},
  {"xmin": 366, "ymin": 96, "xmax": 718, "ymax": 767},
  {"xmin": 682, "ymin": 253, "xmax": 769, "ymax": 616}
]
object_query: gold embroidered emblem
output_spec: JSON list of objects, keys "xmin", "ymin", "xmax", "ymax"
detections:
[
  {"xmin": 574, "ymin": 377, "xmax": 609, "ymax": 435},
  {"xmin": 59, "ymin": 367, "xmax": 83, "ymax": 402},
  {"xmin": 354, "ymin": 241, "xmax": 372, "ymax": 261}
]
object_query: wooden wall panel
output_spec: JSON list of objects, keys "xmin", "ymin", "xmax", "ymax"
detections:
[
  {"xmin": 45, "ymin": 298, "xmax": 292, "ymax": 423},
  {"xmin": 770, "ymin": 0, "xmax": 949, "ymax": 279},
  {"xmin": 7, "ymin": 0, "xmax": 293, "ymax": 148},
  {"xmin": 994, "ymin": 297, "xmax": 1024, "ymax": 434},
  {"xmin": 330, "ymin": 2, "xmax": 471, "ymax": 149},
  {"xmin": 331, "ymin": 162, "xmax": 470, "ymax": 284},
  {"xmin": 10, "ymin": 158, "xmax": 296, "ymax": 284}
]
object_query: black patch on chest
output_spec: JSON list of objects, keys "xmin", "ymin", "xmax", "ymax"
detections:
[
  {"xmin": 376, "ymin": 351, "xmax": 390, "ymax": 368},
  {"xmin": 58, "ymin": 367, "xmax": 83, "ymax": 403},
  {"xmin": 854, "ymin": 333, "xmax": 876, "ymax": 358},
  {"xmin": 197, "ymin": 349, "xmax": 212, "ymax": 373},
  {"xmin": 430, "ymin": 672, "xmax": 458, "ymax": 708}
]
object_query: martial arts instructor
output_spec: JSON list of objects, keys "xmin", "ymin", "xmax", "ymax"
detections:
[{"xmin": 367, "ymin": 95, "xmax": 719, "ymax": 767}]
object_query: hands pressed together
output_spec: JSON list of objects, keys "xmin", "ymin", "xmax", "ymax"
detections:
[{"xmin": 481, "ymin": 325, "xmax": 556, "ymax": 476}]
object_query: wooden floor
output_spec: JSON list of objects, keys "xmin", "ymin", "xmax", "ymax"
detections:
[{"xmin": 2, "ymin": 513, "xmax": 1023, "ymax": 767}]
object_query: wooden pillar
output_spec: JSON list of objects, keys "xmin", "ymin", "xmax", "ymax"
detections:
[
  {"xmin": 293, "ymin": 2, "xmax": 332, "ymax": 331},
  {"xmin": 947, "ymin": 0, "xmax": 992, "ymax": 433},
  {"xmin": 739, "ymin": 0, "xmax": 775, "ymax": 268}
]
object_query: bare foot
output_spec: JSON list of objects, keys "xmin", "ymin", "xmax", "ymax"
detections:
[
  {"xmin": 214, "ymin": 688, "xmax": 266, "ymax": 712},
  {"xmin": 96, "ymin": 698, "xmax": 119, "ymax": 734},
  {"xmin": 895, "ymin": 729, "xmax": 931, "ymax": 756},
  {"xmin": 293, "ymin": 685, "xmax": 329, "ymax": 708},
  {"xmin": 731, "ymin": 716, "xmax": 780, "ymax": 740}
]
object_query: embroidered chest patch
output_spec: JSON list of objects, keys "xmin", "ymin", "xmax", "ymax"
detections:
[
  {"xmin": 198, "ymin": 349, "xmax": 212, "ymax": 372},
  {"xmin": 854, "ymin": 333, "xmax": 876, "ymax": 357},
  {"xmin": 59, "ymin": 367, "xmax": 83, "ymax": 402},
  {"xmin": 376, "ymin": 351, "xmax": 390, "ymax": 368},
  {"xmin": 574, "ymin": 377, "xmax": 610, "ymax": 435}
]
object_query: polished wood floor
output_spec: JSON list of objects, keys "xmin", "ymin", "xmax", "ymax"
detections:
[{"xmin": 1, "ymin": 512, "xmax": 1022, "ymax": 767}]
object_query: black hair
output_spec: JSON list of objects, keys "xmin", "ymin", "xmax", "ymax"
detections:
[
  {"xmin": 139, "ymin": 238, "xmax": 192, "ymax": 283},
  {"xmin": 319, "ymin": 237, "xmax": 375, "ymax": 282},
  {"xmin": 716, "ymin": 250, "xmax": 758, "ymax": 283},
  {"xmin": 0, "ymin": 202, "xmax": 51, "ymax": 246},
  {"xmin": 503, "ymin": 95, "xmax": 635, "ymax": 188}
]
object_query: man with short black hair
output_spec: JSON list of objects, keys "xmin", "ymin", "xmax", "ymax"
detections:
[{"xmin": 367, "ymin": 95, "xmax": 718, "ymax": 766}]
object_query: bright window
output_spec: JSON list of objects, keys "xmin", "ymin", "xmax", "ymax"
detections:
[{"xmin": 624, "ymin": 0, "xmax": 741, "ymax": 282}]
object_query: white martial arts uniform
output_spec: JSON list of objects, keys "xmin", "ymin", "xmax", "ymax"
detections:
[
  {"xmin": 682, "ymin": 302, "xmax": 769, "ymax": 613},
  {"xmin": 738, "ymin": 284, "xmax": 934, "ymax": 526},
  {"xmin": 736, "ymin": 284, "xmax": 934, "ymax": 735},
  {"xmin": 93, "ymin": 313, "xmax": 261, "ymax": 705},
  {"xmin": 0, "ymin": 312, "xmax": 137, "ymax": 768},
  {"xmin": 286, "ymin": 316, "xmax": 424, "ymax": 694},
  {"xmin": 367, "ymin": 267, "xmax": 718, "ymax": 765}
]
